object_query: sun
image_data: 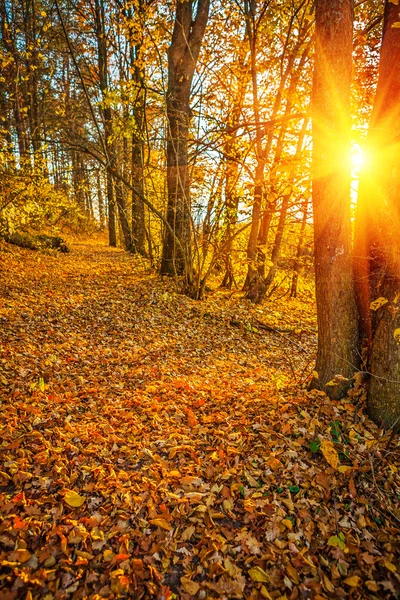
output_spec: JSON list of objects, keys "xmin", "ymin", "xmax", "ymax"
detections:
[{"xmin": 351, "ymin": 143, "xmax": 364, "ymax": 170}]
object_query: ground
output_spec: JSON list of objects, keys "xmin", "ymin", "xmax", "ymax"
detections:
[{"xmin": 0, "ymin": 238, "xmax": 399, "ymax": 600}]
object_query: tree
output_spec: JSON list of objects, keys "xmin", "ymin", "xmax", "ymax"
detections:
[
  {"xmin": 160, "ymin": 0, "xmax": 210, "ymax": 283},
  {"xmin": 354, "ymin": 0, "xmax": 400, "ymax": 429},
  {"xmin": 311, "ymin": 0, "xmax": 359, "ymax": 398}
]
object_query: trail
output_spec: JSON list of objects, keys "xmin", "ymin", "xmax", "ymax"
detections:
[{"xmin": 0, "ymin": 239, "xmax": 399, "ymax": 600}]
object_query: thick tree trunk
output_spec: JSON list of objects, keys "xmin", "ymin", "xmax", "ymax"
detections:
[
  {"xmin": 311, "ymin": 0, "xmax": 359, "ymax": 398},
  {"xmin": 160, "ymin": 0, "xmax": 210, "ymax": 282},
  {"xmin": 354, "ymin": 0, "xmax": 400, "ymax": 429}
]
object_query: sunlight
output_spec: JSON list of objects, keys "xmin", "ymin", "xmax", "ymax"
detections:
[{"xmin": 351, "ymin": 143, "xmax": 364, "ymax": 170}]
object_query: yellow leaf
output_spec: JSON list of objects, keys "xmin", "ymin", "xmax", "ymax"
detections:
[
  {"xmin": 391, "ymin": 21, "xmax": 400, "ymax": 27},
  {"xmin": 322, "ymin": 573, "xmax": 335, "ymax": 593},
  {"xmin": 338, "ymin": 465, "xmax": 352, "ymax": 475},
  {"xmin": 383, "ymin": 559, "xmax": 397, "ymax": 573},
  {"xmin": 168, "ymin": 470, "xmax": 181, "ymax": 478},
  {"xmin": 103, "ymin": 549, "xmax": 115, "ymax": 562},
  {"xmin": 281, "ymin": 518, "xmax": 293, "ymax": 530},
  {"xmin": 146, "ymin": 385, "xmax": 157, "ymax": 394},
  {"xmin": 149, "ymin": 518, "xmax": 172, "ymax": 531},
  {"xmin": 248, "ymin": 566, "xmax": 269, "ymax": 582},
  {"xmin": 320, "ymin": 439, "xmax": 339, "ymax": 469},
  {"xmin": 260, "ymin": 585, "xmax": 273, "ymax": 599},
  {"xmin": 327, "ymin": 535, "xmax": 346, "ymax": 550},
  {"xmin": 344, "ymin": 575, "xmax": 361, "ymax": 587},
  {"xmin": 224, "ymin": 557, "xmax": 242, "ymax": 578},
  {"xmin": 64, "ymin": 490, "xmax": 85, "ymax": 508},
  {"xmin": 370, "ymin": 297, "xmax": 388, "ymax": 311},
  {"xmin": 365, "ymin": 581, "xmax": 379, "ymax": 592},
  {"xmin": 286, "ymin": 564, "xmax": 299, "ymax": 584},
  {"xmin": 180, "ymin": 577, "xmax": 200, "ymax": 595},
  {"xmin": 75, "ymin": 550, "xmax": 94, "ymax": 560},
  {"xmin": 394, "ymin": 328, "xmax": 400, "ymax": 342}
]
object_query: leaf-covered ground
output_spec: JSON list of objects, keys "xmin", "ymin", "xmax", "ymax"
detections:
[{"xmin": 0, "ymin": 238, "xmax": 399, "ymax": 600}]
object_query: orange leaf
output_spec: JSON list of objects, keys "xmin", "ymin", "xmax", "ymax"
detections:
[{"xmin": 349, "ymin": 476, "xmax": 357, "ymax": 498}]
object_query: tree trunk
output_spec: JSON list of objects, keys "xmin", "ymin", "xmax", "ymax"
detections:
[
  {"xmin": 263, "ymin": 118, "xmax": 309, "ymax": 296},
  {"xmin": 354, "ymin": 0, "xmax": 400, "ymax": 429},
  {"xmin": 160, "ymin": 0, "xmax": 210, "ymax": 283},
  {"xmin": 94, "ymin": 0, "xmax": 124, "ymax": 249},
  {"xmin": 126, "ymin": 0, "xmax": 147, "ymax": 256},
  {"xmin": 311, "ymin": 0, "xmax": 359, "ymax": 398},
  {"xmin": 290, "ymin": 196, "xmax": 310, "ymax": 298}
]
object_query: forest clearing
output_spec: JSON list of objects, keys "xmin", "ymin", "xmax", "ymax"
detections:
[{"xmin": 0, "ymin": 238, "xmax": 399, "ymax": 599}]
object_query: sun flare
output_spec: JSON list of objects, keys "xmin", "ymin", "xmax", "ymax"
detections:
[{"xmin": 351, "ymin": 143, "xmax": 364, "ymax": 170}]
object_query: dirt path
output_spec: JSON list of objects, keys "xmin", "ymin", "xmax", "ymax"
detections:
[{"xmin": 0, "ymin": 239, "xmax": 399, "ymax": 599}]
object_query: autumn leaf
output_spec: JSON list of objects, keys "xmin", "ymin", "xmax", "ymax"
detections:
[
  {"xmin": 320, "ymin": 439, "xmax": 339, "ymax": 469},
  {"xmin": 64, "ymin": 490, "xmax": 85, "ymax": 508},
  {"xmin": 344, "ymin": 575, "xmax": 362, "ymax": 587},
  {"xmin": 180, "ymin": 577, "xmax": 200, "ymax": 595},
  {"xmin": 149, "ymin": 518, "xmax": 172, "ymax": 531},
  {"xmin": 248, "ymin": 566, "xmax": 270, "ymax": 583}
]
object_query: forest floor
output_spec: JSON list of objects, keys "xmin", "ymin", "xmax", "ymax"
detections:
[{"xmin": 0, "ymin": 237, "xmax": 399, "ymax": 600}]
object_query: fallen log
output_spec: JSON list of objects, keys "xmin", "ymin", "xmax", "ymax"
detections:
[{"xmin": 2, "ymin": 232, "xmax": 69, "ymax": 253}]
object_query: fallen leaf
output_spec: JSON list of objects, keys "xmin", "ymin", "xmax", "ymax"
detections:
[
  {"xmin": 64, "ymin": 490, "xmax": 85, "ymax": 508},
  {"xmin": 320, "ymin": 439, "xmax": 339, "ymax": 469},
  {"xmin": 180, "ymin": 577, "xmax": 200, "ymax": 595},
  {"xmin": 344, "ymin": 575, "xmax": 361, "ymax": 587},
  {"xmin": 149, "ymin": 518, "xmax": 172, "ymax": 531},
  {"xmin": 248, "ymin": 566, "xmax": 269, "ymax": 582}
]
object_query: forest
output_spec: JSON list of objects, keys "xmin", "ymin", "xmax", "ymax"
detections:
[{"xmin": 0, "ymin": 0, "xmax": 400, "ymax": 598}]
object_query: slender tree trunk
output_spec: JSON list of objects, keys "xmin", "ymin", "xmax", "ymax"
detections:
[
  {"xmin": 126, "ymin": 0, "xmax": 147, "ymax": 256},
  {"xmin": 97, "ymin": 171, "xmax": 105, "ymax": 229},
  {"xmin": 107, "ymin": 173, "xmax": 116, "ymax": 247},
  {"xmin": 290, "ymin": 196, "xmax": 310, "ymax": 298},
  {"xmin": 311, "ymin": 0, "xmax": 358, "ymax": 398},
  {"xmin": 263, "ymin": 118, "xmax": 309, "ymax": 296},
  {"xmin": 115, "ymin": 179, "xmax": 133, "ymax": 251},
  {"xmin": 244, "ymin": 12, "xmax": 312, "ymax": 297},
  {"xmin": 354, "ymin": 0, "xmax": 400, "ymax": 429},
  {"xmin": 160, "ymin": 0, "xmax": 210, "ymax": 285},
  {"xmin": 94, "ymin": 0, "xmax": 121, "ymax": 248}
]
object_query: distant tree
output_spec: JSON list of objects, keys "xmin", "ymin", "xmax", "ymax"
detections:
[
  {"xmin": 354, "ymin": 0, "xmax": 400, "ymax": 429},
  {"xmin": 311, "ymin": 0, "xmax": 359, "ymax": 397}
]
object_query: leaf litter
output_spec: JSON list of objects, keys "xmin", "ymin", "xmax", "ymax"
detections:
[{"xmin": 0, "ymin": 239, "xmax": 399, "ymax": 599}]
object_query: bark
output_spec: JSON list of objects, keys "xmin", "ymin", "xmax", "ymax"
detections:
[
  {"xmin": 354, "ymin": 0, "xmax": 400, "ymax": 429},
  {"xmin": 94, "ymin": 0, "xmax": 121, "ymax": 248},
  {"xmin": 97, "ymin": 171, "xmax": 105, "ymax": 229},
  {"xmin": 125, "ymin": 0, "xmax": 147, "ymax": 256},
  {"xmin": 311, "ymin": 0, "xmax": 359, "ymax": 398},
  {"xmin": 290, "ymin": 196, "xmax": 310, "ymax": 298},
  {"xmin": 115, "ymin": 179, "xmax": 133, "ymax": 251},
  {"xmin": 160, "ymin": 0, "xmax": 210, "ymax": 280}
]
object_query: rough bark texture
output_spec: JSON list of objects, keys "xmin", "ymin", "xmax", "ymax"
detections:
[
  {"xmin": 354, "ymin": 0, "xmax": 400, "ymax": 429},
  {"xmin": 160, "ymin": 0, "xmax": 210, "ymax": 278},
  {"xmin": 311, "ymin": 0, "xmax": 359, "ymax": 398}
]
